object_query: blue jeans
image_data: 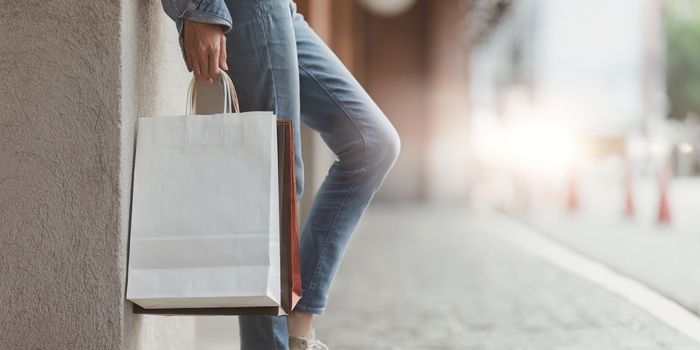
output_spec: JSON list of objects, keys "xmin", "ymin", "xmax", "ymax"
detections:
[{"xmin": 223, "ymin": 0, "xmax": 400, "ymax": 349}]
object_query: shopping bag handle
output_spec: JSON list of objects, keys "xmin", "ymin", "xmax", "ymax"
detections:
[{"xmin": 185, "ymin": 68, "xmax": 241, "ymax": 115}]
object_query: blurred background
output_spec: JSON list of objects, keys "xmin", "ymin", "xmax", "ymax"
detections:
[
  {"xmin": 195, "ymin": 0, "xmax": 700, "ymax": 348},
  {"xmin": 6, "ymin": 0, "xmax": 700, "ymax": 348}
]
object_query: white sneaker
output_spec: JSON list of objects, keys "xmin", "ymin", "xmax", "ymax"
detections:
[{"xmin": 288, "ymin": 328, "xmax": 329, "ymax": 350}]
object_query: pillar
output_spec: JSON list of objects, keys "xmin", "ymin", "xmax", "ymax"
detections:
[{"xmin": 1, "ymin": 1, "xmax": 198, "ymax": 348}]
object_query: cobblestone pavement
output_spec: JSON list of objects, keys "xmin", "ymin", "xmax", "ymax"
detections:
[
  {"xmin": 310, "ymin": 204, "xmax": 700, "ymax": 350},
  {"xmin": 195, "ymin": 204, "xmax": 700, "ymax": 349}
]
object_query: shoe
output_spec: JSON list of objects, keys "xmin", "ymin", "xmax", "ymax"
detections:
[{"xmin": 288, "ymin": 328, "xmax": 329, "ymax": 350}]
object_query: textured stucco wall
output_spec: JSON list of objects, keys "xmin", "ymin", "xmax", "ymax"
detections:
[
  {"xmin": 0, "ymin": 0, "xmax": 196, "ymax": 349},
  {"xmin": 120, "ymin": 0, "xmax": 197, "ymax": 348},
  {"xmin": 0, "ymin": 1, "xmax": 124, "ymax": 349}
]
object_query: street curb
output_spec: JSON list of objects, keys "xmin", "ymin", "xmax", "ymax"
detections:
[{"xmin": 479, "ymin": 212, "xmax": 700, "ymax": 343}]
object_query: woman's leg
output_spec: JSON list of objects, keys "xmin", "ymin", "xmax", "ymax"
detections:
[
  {"xmin": 223, "ymin": 0, "xmax": 302, "ymax": 349},
  {"xmin": 288, "ymin": 0, "xmax": 401, "ymax": 332}
]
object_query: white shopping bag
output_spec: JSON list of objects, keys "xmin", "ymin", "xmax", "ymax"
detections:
[{"xmin": 126, "ymin": 71, "xmax": 280, "ymax": 310}]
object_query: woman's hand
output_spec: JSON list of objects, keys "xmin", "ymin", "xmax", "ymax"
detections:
[{"xmin": 183, "ymin": 19, "xmax": 229, "ymax": 84}]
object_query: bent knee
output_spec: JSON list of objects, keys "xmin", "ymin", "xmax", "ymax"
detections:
[{"xmin": 366, "ymin": 124, "xmax": 400, "ymax": 172}]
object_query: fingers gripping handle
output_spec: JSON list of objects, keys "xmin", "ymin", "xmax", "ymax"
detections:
[{"xmin": 185, "ymin": 68, "xmax": 240, "ymax": 115}]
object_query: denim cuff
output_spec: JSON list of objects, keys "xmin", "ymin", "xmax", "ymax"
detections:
[
  {"xmin": 293, "ymin": 301, "xmax": 325, "ymax": 315},
  {"xmin": 180, "ymin": 8, "xmax": 232, "ymax": 33}
]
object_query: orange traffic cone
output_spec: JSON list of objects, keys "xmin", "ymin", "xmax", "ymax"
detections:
[
  {"xmin": 624, "ymin": 159, "xmax": 635, "ymax": 217},
  {"xmin": 567, "ymin": 168, "xmax": 579, "ymax": 212},
  {"xmin": 625, "ymin": 190, "xmax": 635, "ymax": 217},
  {"xmin": 658, "ymin": 189, "xmax": 671, "ymax": 224},
  {"xmin": 657, "ymin": 159, "xmax": 671, "ymax": 225}
]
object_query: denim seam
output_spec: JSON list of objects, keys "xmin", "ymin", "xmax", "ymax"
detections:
[
  {"xmin": 295, "ymin": 63, "xmax": 369, "ymax": 311},
  {"xmin": 252, "ymin": 5, "xmax": 282, "ymax": 348},
  {"xmin": 169, "ymin": 0, "xmax": 183, "ymax": 16},
  {"xmin": 253, "ymin": 0, "xmax": 281, "ymax": 119}
]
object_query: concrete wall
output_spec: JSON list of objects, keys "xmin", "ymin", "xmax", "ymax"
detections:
[{"xmin": 0, "ymin": 0, "xmax": 197, "ymax": 348}]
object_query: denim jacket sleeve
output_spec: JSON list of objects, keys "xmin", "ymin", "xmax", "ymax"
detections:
[{"xmin": 160, "ymin": 0, "xmax": 233, "ymax": 64}]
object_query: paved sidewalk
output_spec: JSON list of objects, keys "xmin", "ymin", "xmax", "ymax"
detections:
[
  {"xmin": 313, "ymin": 204, "xmax": 700, "ymax": 349},
  {"xmin": 519, "ymin": 177, "xmax": 700, "ymax": 317},
  {"xmin": 195, "ymin": 204, "xmax": 700, "ymax": 349}
]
